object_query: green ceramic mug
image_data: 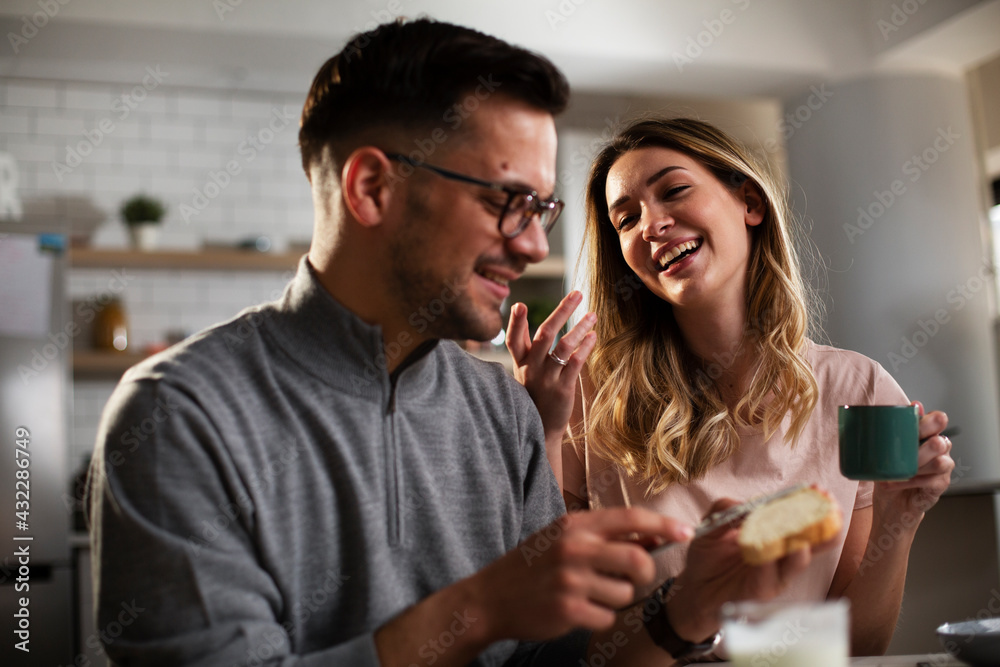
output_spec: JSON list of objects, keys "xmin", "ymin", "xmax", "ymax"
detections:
[{"xmin": 838, "ymin": 405, "xmax": 920, "ymax": 480}]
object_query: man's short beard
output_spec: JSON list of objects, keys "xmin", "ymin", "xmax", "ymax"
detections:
[{"xmin": 387, "ymin": 187, "xmax": 502, "ymax": 342}]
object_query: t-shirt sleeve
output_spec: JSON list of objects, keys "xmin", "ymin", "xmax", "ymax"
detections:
[
  {"xmin": 853, "ymin": 360, "xmax": 910, "ymax": 511},
  {"xmin": 854, "ymin": 481, "xmax": 875, "ymax": 510},
  {"xmin": 870, "ymin": 361, "xmax": 909, "ymax": 406},
  {"xmin": 86, "ymin": 378, "xmax": 382, "ymax": 667}
]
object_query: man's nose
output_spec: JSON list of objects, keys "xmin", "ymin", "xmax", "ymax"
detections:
[{"xmin": 506, "ymin": 215, "xmax": 549, "ymax": 264}]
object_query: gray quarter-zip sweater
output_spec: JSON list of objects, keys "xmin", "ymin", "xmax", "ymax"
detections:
[{"xmin": 87, "ymin": 258, "xmax": 579, "ymax": 666}]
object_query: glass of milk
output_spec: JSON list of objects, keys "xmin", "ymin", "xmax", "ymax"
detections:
[{"xmin": 721, "ymin": 599, "xmax": 849, "ymax": 667}]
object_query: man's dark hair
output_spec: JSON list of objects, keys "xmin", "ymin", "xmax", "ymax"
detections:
[{"xmin": 298, "ymin": 18, "xmax": 570, "ymax": 176}]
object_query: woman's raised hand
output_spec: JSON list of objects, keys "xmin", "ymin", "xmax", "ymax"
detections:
[{"xmin": 506, "ymin": 291, "xmax": 596, "ymax": 442}]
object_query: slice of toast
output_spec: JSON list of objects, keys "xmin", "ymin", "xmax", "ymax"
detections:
[{"xmin": 737, "ymin": 486, "xmax": 843, "ymax": 565}]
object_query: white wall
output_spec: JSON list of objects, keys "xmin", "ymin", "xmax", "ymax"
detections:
[{"xmin": 786, "ymin": 73, "xmax": 1000, "ymax": 482}]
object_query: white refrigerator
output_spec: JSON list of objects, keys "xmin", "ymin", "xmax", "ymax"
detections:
[{"xmin": 0, "ymin": 229, "xmax": 75, "ymax": 665}]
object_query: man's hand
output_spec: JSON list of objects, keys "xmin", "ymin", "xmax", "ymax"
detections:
[{"xmin": 469, "ymin": 508, "xmax": 694, "ymax": 642}]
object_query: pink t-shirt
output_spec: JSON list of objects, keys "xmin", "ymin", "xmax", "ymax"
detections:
[{"xmin": 564, "ymin": 340, "xmax": 908, "ymax": 604}]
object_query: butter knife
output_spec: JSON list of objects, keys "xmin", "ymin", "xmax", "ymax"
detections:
[
  {"xmin": 621, "ymin": 483, "xmax": 809, "ymax": 609},
  {"xmin": 645, "ymin": 482, "xmax": 809, "ymax": 559}
]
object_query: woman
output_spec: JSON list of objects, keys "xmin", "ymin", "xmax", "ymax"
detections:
[{"xmin": 507, "ymin": 117, "xmax": 954, "ymax": 660}]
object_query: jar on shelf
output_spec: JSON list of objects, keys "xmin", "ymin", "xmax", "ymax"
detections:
[{"xmin": 92, "ymin": 298, "xmax": 129, "ymax": 352}]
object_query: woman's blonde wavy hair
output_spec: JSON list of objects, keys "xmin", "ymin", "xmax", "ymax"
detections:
[{"xmin": 583, "ymin": 117, "xmax": 818, "ymax": 494}]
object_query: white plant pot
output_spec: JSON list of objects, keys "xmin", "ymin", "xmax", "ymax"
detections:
[{"xmin": 128, "ymin": 223, "xmax": 160, "ymax": 251}]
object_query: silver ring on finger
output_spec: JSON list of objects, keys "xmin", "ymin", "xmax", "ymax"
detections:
[{"xmin": 548, "ymin": 351, "xmax": 569, "ymax": 366}]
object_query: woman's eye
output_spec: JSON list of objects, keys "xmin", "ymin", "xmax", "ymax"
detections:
[
  {"xmin": 662, "ymin": 185, "xmax": 689, "ymax": 199},
  {"xmin": 616, "ymin": 215, "xmax": 637, "ymax": 232}
]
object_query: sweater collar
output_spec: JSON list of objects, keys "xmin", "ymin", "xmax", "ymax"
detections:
[{"xmin": 264, "ymin": 256, "xmax": 439, "ymax": 399}]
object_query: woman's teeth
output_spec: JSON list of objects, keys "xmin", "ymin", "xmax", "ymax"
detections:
[{"xmin": 659, "ymin": 240, "xmax": 701, "ymax": 270}]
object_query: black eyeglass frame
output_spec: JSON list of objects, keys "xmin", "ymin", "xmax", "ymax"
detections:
[{"xmin": 385, "ymin": 152, "xmax": 563, "ymax": 239}]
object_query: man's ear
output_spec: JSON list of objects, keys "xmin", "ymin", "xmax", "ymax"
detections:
[
  {"xmin": 740, "ymin": 179, "xmax": 766, "ymax": 228},
  {"xmin": 341, "ymin": 147, "xmax": 396, "ymax": 228}
]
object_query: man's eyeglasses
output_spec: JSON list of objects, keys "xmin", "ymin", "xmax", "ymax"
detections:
[{"xmin": 385, "ymin": 153, "xmax": 564, "ymax": 239}]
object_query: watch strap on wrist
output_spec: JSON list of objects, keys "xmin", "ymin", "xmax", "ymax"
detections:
[{"xmin": 642, "ymin": 577, "xmax": 722, "ymax": 660}]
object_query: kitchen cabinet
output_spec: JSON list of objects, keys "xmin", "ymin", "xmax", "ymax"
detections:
[{"xmin": 887, "ymin": 480, "xmax": 1000, "ymax": 654}]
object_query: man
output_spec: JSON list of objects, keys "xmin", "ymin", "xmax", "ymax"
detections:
[{"xmin": 87, "ymin": 19, "xmax": 813, "ymax": 666}]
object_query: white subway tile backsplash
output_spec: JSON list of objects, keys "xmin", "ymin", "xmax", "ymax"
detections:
[
  {"xmin": 231, "ymin": 203, "xmax": 280, "ymax": 228},
  {"xmin": 35, "ymin": 166, "xmax": 90, "ymax": 192},
  {"xmin": 0, "ymin": 110, "xmax": 33, "ymax": 135},
  {"xmin": 131, "ymin": 310, "xmax": 170, "ymax": 340},
  {"xmin": 285, "ymin": 214, "xmax": 314, "ymax": 238},
  {"xmin": 162, "ymin": 275, "xmax": 206, "ymax": 308},
  {"xmin": 7, "ymin": 81, "xmax": 60, "ymax": 108},
  {"xmin": 175, "ymin": 203, "xmax": 226, "ymax": 229},
  {"xmin": 109, "ymin": 85, "xmax": 170, "ymax": 116},
  {"xmin": 122, "ymin": 146, "xmax": 174, "ymax": 169},
  {"xmin": 76, "ymin": 143, "xmax": 121, "ymax": 167},
  {"xmin": 144, "ymin": 175, "xmax": 192, "ymax": 199},
  {"xmin": 175, "ymin": 91, "xmax": 223, "ymax": 117},
  {"xmin": 257, "ymin": 175, "xmax": 309, "ymax": 200},
  {"xmin": 70, "ymin": 380, "xmax": 117, "ymax": 453},
  {"xmin": 16, "ymin": 169, "xmax": 37, "ymax": 191},
  {"xmin": 93, "ymin": 171, "xmax": 149, "ymax": 195},
  {"xmin": 282, "ymin": 152, "xmax": 305, "ymax": 175},
  {"xmin": 229, "ymin": 98, "xmax": 276, "ymax": 120},
  {"xmin": 178, "ymin": 311, "xmax": 221, "ymax": 337},
  {"xmin": 103, "ymin": 117, "xmax": 144, "ymax": 141},
  {"xmin": 64, "ymin": 85, "xmax": 116, "ymax": 111},
  {"xmin": 34, "ymin": 112, "xmax": 88, "ymax": 136},
  {"xmin": 6, "ymin": 137, "xmax": 58, "ymax": 163},
  {"xmin": 220, "ymin": 177, "xmax": 253, "ymax": 201},
  {"xmin": 10, "ymin": 76, "xmax": 316, "ymax": 454},
  {"xmin": 149, "ymin": 120, "xmax": 197, "ymax": 143},
  {"xmin": 175, "ymin": 146, "xmax": 222, "ymax": 170},
  {"xmin": 203, "ymin": 120, "xmax": 256, "ymax": 147}
]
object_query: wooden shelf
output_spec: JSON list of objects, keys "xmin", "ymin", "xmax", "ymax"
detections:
[
  {"xmin": 69, "ymin": 248, "xmax": 565, "ymax": 277},
  {"xmin": 72, "ymin": 350, "xmax": 148, "ymax": 378},
  {"xmin": 67, "ymin": 250, "xmax": 558, "ymax": 381},
  {"xmin": 69, "ymin": 248, "xmax": 304, "ymax": 272},
  {"xmin": 523, "ymin": 256, "xmax": 564, "ymax": 279},
  {"xmin": 468, "ymin": 348, "xmax": 513, "ymax": 370}
]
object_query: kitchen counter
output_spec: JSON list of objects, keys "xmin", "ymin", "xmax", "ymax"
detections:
[
  {"xmin": 715, "ymin": 656, "xmax": 963, "ymax": 666},
  {"xmin": 944, "ymin": 477, "xmax": 1000, "ymax": 496}
]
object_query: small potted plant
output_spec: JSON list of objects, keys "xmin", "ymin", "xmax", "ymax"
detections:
[{"xmin": 120, "ymin": 193, "xmax": 166, "ymax": 251}]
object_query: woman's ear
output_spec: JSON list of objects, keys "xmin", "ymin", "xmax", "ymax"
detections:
[
  {"xmin": 341, "ymin": 147, "xmax": 396, "ymax": 228},
  {"xmin": 740, "ymin": 179, "xmax": 766, "ymax": 228}
]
